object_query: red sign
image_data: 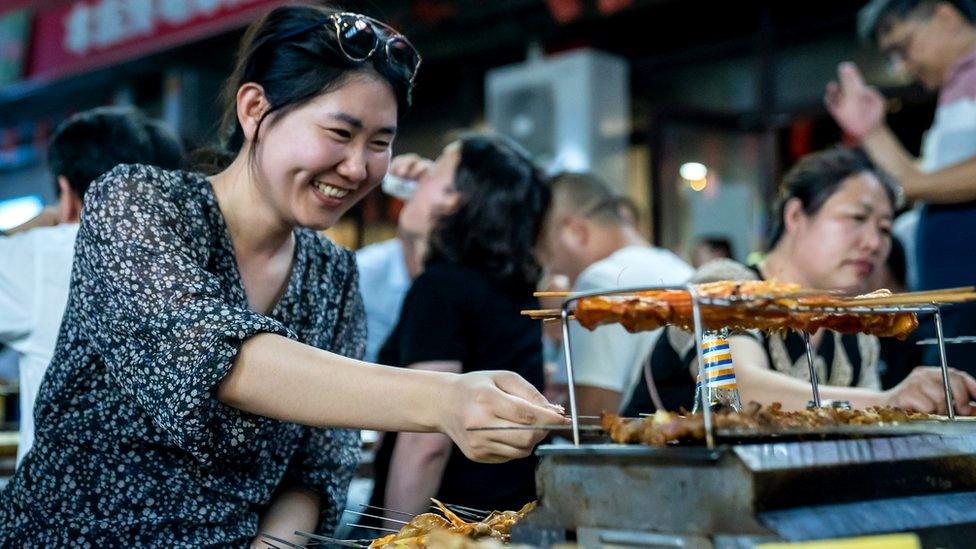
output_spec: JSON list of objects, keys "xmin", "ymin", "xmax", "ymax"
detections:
[{"xmin": 28, "ymin": 0, "xmax": 289, "ymax": 81}]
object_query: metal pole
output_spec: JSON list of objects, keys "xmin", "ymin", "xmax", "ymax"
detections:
[
  {"xmin": 934, "ymin": 310, "xmax": 956, "ymax": 420},
  {"xmin": 688, "ymin": 285, "xmax": 714, "ymax": 449},
  {"xmin": 802, "ymin": 331, "xmax": 822, "ymax": 408},
  {"xmin": 560, "ymin": 306, "xmax": 581, "ymax": 445}
]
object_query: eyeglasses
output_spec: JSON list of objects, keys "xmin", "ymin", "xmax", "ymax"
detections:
[
  {"xmin": 276, "ymin": 12, "xmax": 421, "ymax": 84},
  {"xmin": 880, "ymin": 23, "xmax": 921, "ymax": 74}
]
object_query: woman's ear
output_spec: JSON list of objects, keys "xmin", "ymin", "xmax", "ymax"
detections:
[
  {"xmin": 782, "ymin": 197, "xmax": 806, "ymax": 236},
  {"xmin": 236, "ymin": 83, "xmax": 270, "ymax": 142}
]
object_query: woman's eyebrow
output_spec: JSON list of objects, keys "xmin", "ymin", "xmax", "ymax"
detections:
[
  {"xmin": 328, "ymin": 112, "xmax": 396, "ymax": 134},
  {"xmin": 856, "ymin": 200, "xmax": 893, "ymax": 220}
]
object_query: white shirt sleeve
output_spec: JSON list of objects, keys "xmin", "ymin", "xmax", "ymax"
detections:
[
  {"xmin": 566, "ymin": 268, "xmax": 652, "ymax": 393},
  {"xmin": 0, "ymin": 233, "xmax": 37, "ymax": 343}
]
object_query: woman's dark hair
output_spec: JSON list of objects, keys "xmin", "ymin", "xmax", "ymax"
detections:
[
  {"xmin": 199, "ymin": 4, "xmax": 413, "ymax": 172},
  {"xmin": 425, "ymin": 134, "xmax": 550, "ymax": 294},
  {"xmin": 766, "ymin": 147, "xmax": 898, "ymax": 251},
  {"xmin": 887, "ymin": 234, "xmax": 907, "ymax": 288}
]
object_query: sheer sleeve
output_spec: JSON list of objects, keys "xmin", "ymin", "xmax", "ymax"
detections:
[
  {"xmin": 73, "ymin": 165, "xmax": 296, "ymax": 463},
  {"xmin": 282, "ymin": 249, "xmax": 364, "ymax": 534}
]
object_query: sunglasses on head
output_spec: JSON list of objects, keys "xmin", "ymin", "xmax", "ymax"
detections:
[{"xmin": 276, "ymin": 12, "xmax": 421, "ymax": 84}]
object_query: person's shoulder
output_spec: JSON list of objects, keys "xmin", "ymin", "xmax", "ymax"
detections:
[
  {"xmin": 690, "ymin": 258, "xmax": 758, "ymax": 283},
  {"xmin": 576, "ymin": 245, "xmax": 692, "ymax": 290},
  {"xmin": 0, "ymin": 223, "xmax": 79, "ymax": 253},
  {"xmin": 87, "ymin": 164, "xmax": 201, "ymax": 206},
  {"xmin": 355, "ymin": 238, "xmax": 401, "ymax": 268}
]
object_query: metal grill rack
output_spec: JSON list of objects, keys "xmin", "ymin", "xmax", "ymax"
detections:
[{"xmin": 557, "ymin": 283, "xmax": 956, "ymax": 447}]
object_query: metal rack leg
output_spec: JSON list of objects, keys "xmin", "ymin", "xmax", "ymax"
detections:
[
  {"xmin": 560, "ymin": 307, "xmax": 581, "ymax": 444},
  {"xmin": 688, "ymin": 286, "xmax": 714, "ymax": 449},
  {"xmin": 934, "ymin": 310, "xmax": 956, "ymax": 421},
  {"xmin": 802, "ymin": 332, "xmax": 822, "ymax": 408}
]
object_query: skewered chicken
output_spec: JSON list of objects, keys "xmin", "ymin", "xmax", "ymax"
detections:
[
  {"xmin": 600, "ymin": 402, "xmax": 934, "ymax": 446},
  {"xmin": 573, "ymin": 280, "xmax": 919, "ymax": 339}
]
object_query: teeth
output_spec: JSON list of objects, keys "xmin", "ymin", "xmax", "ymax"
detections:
[{"xmin": 314, "ymin": 181, "xmax": 350, "ymax": 199}]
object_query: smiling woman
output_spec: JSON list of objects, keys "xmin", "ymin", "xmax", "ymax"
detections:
[{"xmin": 0, "ymin": 5, "xmax": 566, "ymax": 547}]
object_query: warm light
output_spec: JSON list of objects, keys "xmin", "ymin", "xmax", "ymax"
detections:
[
  {"xmin": 680, "ymin": 162, "xmax": 708, "ymax": 182},
  {"xmin": 689, "ymin": 177, "xmax": 708, "ymax": 192}
]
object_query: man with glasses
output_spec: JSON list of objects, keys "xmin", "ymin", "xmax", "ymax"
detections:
[
  {"xmin": 537, "ymin": 172, "xmax": 692, "ymax": 416},
  {"xmin": 825, "ymin": 0, "xmax": 976, "ymax": 373}
]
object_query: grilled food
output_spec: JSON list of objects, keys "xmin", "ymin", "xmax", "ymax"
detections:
[
  {"xmin": 600, "ymin": 402, "xmax": 934, "ymax": 446},
  {"xmin": 369, "ymin": 500, "xmax": 537, "ymax": 548},
  {"xmin": 573, "ymin": 280, "xmax": 919, "ymax": 339}
]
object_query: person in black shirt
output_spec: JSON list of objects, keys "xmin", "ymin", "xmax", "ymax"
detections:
[{"xmin": 370, "ymin": 134, "xmax": 549, "ymax": 523}]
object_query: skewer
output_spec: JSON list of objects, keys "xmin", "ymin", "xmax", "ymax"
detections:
[
  {"xmin": 466, "ymin": 424, "xmax": 604, "ymax": 431},
  {"xmin": 294, "ymin": 531, "xmax": 369, "ymax": 548},
  {"xmin": 534, "ymin": 290, "xmax": 575, "ymax": 298},
  {"xmin": 259, "ymin": 533, "xmax": 309, "ymax": 549},
  {"xmin": 431, "ymin": 503, "xmax": 483, "ymax": 520},
  {"xmin": 344, "ymin": 510, "xmax": 409, "ymax": 525},
  {"xmin": 445, "ymin": 503, "xmax": 491, "ymax": 515},
  {"xmin": 358, "ymin": 503, "xmax": 414, "ymax": 518},
  {"xmin": 828, "ymin": 291, "xmax": 976, "ymax": 307},
  {"xmin": 348, "ymin": 523, "xmax": 399, "ymax": 534}
]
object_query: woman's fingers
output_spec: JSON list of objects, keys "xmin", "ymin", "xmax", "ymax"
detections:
[
  {"xmin": 446, "ymin": 371, "xmax": 559, "ymax": 463},
  {"xmin": 492, "ymin": 371, "xmax": 565, "ymax": 415}
]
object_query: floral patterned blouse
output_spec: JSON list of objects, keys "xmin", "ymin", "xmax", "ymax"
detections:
[{"xmin": 0, "ymin": 165, "xmax": 365, "ymax": 547}]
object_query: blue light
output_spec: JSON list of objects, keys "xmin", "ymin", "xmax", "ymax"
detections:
[{"xmin": 0, "ymin": 194, "xmax": 44, "ymax": 231}]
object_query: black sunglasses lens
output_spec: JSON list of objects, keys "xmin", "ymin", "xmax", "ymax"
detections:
[
  {"xmin": 387, "ymin": 37, "xmax": 420, "ymax": 77},
  {"xmin": 335, "ymin": 15, "xmax": 377, "ymax": 61}
]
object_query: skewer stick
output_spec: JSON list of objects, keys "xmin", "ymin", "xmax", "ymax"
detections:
[
  {"xmin": 431, "ymin": 504, "xmax": 482, "ymax": 520},
  {"xmin": 534, "ymin": 291, "xmax": 574, "ymax": 297},
  {"xmin": 359, "ymin": 504, "xmax": 414, "ymax": 518},
  {"xmin": 293, "ymin": 531, "xmax": 369, "ymax": 548},
  {"xmin": 345, "ymin": 510, "xmax": 409, "ymax": 525},
  {"xmin": 830, "ymin": 291, "xmax": 976, "ymax": 307},
  {"xmin": 259, "ymin": 533, "xmax": 309, "ymax": 549},
  {"xmin": 350, "ymin": 524, "xmax": 400, "ymax": 534},
  {"xmin": 444, "ymin": 502, "xmax": 491, "ymax": 515}
]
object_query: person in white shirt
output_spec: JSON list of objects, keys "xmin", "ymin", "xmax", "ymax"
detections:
[
  {"xmin": 537, "ymin": 172, "xmax": 693, "ymax": 415},
  {"xmin": 0, "ymin": 106, "xmax": 184, "ymax": 465}
]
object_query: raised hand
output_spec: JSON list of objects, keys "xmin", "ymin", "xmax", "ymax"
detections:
[{"xmin": 824, "ymin": 62, "xmax": 887, "ymax": 141}]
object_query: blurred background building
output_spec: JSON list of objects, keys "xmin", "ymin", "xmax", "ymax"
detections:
[{"xmin": 0, "ymin": 0, "xmax": 936, "ymax": 260}]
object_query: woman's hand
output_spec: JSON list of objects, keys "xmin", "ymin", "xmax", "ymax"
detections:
[
  {"xmin": 883, "ymin": 366, "xmax": 976, "ymax": 415},
  {"xmin": 438, "ymin": 371, "xmax": 568, "ymax": 463},
  {"xmin": 389, "ymin": 152, "xmax": 433, "ymax": 181}
]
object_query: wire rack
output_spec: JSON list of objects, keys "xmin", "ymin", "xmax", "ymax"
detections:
[{"xmin": 557, "ymin": 283, "xmax": 955, "ymax": 448}]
